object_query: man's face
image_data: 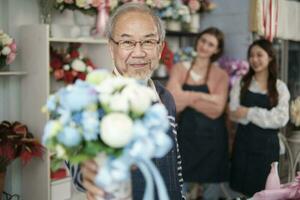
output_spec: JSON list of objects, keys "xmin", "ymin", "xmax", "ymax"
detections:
[{"xmin": 108, "ymin": 11, "xmax": 164, "ymax": 80}]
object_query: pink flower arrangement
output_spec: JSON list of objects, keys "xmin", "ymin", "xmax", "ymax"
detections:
[
  {"xmin": 183, "ymin": 0, "xmax": 217, "ymax": 13},
  {"xmin": 0, "ymin": 30, "xmax": 16, "ymax": 67},
  {"xmin": 55, "ymin": 0, "xmax": 102, "ymax": 15},
  {"xmin": 218, "ymin": 57, "xmax": 249, "ymax": 88}
]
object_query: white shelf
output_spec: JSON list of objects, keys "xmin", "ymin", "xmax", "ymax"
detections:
[
  {"xmin": 0, "ymin": 71, "xmax": 27, "ymax": 76},
  {"xmin": 49, "ymin": 37, "xmax": 108, "ymax": 44}
]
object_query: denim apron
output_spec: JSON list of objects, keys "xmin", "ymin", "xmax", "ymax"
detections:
[
  {"xmin": 178, "ymin": 84, "xmax": 229, "ymax": 183},
  {"xmin": 131, "ymin": 81, "xmax": 183, "ymax": 200},
  {"xmin": 230, "ymin": 90, "xmax": 279, "ymax": 196}
]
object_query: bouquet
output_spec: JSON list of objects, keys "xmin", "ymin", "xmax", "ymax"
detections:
[
  {"xmin": 0, "ymin": 30, "xmax": 16, "ymax": 67},
  {"xmin": 54, "ymin": 0, "xmax": 102, "ymax": 15},
  {"xmin": 173, "ymin": 46, "xmax": 197, "ymax": 64},
  {"xmin": 218, "ymin": 57, "xmax": 249, "ymax": 88},
  {"xmin": 290, "ymin": 96, "xmax": 300, "ymax": 130},
  {"xmin": 50, "ymin": 43, "xmax": 96, "ymax": 84},
  {"xmin": 43, "ymin": 70, "xmax": 172, "ymax": 199},
  {"xmin": 183, "ymin": 0, "xmax": 217, "ymax": 13},
  {"xmin": 0, "ymin": 121, "xmax": 44, "ymax": 172}
]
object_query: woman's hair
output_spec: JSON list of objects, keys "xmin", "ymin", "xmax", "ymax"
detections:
[
  {"xmin": 240, "ymin": 39, "xmax": 279, "ymax": 107},
  {"xmin": 106, "ymin": 2, "xmax": 166, "ymax": 42},
  {"xmin": 194, "ymin": 27, "xmax": 224, "ymax": 62}
]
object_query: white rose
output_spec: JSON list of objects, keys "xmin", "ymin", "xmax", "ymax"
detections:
[
  {"xmin": 101, "ymin": 113, "xmax": 133, "ymax": 148},
  {"xmin": 71, "ymin": 59, "xmax": 86, "ymax": 72},
  {"xmin": 109, "ymin": 94, "xmax": 129, "ymax": 113},
  {"xmin": 122, "ymin": 84, "xmax": 153, "ymax": 115},
  {"xmin": 55, "ymin": 144, "xmax": 67, "ymax": 159},
  {"xmin": 1, "ymin": 46, "xmax": 11, "ymax": 55},
  {"xmin": 63, "ymin": 64, "xmax": 70, "ymax": 71},
  {"xmin": 2, "ymin": 36, "xmax": 12, "ymax": 45}
]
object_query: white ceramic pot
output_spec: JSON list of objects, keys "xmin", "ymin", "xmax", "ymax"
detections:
[
  {"xmin": 287, "ymin": 130, "xmax": 300, "ymax": 160},
  {"xmin": 166, "ymin": 20, "xmax": 181, "ymax": 31},
  {"xmin": 73, "ymin": 10, "xmax": 96, "ymax": 37},
  {"xmin": 189, "ymin": 13, "xmax": 200, "ymax": 33}
]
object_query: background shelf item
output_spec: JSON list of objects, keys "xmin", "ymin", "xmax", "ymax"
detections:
[
  {"xmin": 0, "ymin": 71, "xmax": 27, "ymax": 76},
  {"xmin": 49, "ymin": 37, "xmax": 108, "ymax": 44}
]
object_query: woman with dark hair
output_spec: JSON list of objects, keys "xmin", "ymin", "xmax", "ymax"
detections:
[
  {"xmin": 229, "ymin": 39, "xmax": 290, "ymax": 197},
  {"xmin": 167, "ymin": 27, "xmax": 229, "ymax": 199}
]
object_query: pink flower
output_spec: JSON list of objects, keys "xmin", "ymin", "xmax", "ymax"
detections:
[
  {"xmin": 91, "ymin": 0, "xmax": 102, "ymax": 7},
  {"xmin": 9, "ymin": 41, "xmax": 17, "ymax": 53},
  {"xmin": 188, "ymin": 0, "xmax": 201, "ymax": 13},
  {"xmin": 6, "ymin": 52, "xmax": 16, "ymax": 64}
]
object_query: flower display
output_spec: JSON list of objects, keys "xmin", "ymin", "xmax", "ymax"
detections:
[
  {"xmin": 0, "ymin": 121, "xmax": 44, "ymax": 172},
  {"xmin": 160, "ymin": 42, "xmax": 174, "ymax": 72},
  {"xmin": 173, "ymin": 46, "xmax": 197, "ymax": 64},
  {"xmin": 54, "ymin": 0, "xmax": 101, "ymax": 15},
  {"xmin": 43, "ymin": 70, "xmax": 172, "ymax": 197},
  {"xmin": 290, "ymin": 96, "xmax": 300, "ymax": 128},
  {"xmin": 0, "ymin": 30, "xmax": 16, "ymax": 67},
  {"xmin": 159, "ymin": 2, "xmax": 191, "ymax": 23},
  {"xmin": 218, "ymin": 57, "xmax": 249, "ymax": 88},
  {"xmin": 50, "ymin": 43, "xmax": 96, "ymax": 84},
  {"xmin": 183, "ymin": 0, "xmax": 217, "ymax": 13}
]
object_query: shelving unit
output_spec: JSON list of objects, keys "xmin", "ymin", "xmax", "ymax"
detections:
[
  {"xmin": 0, "ymin": 71, "xmax": 27, "ymax": 76},
  {"xmin": 19, "ymin": 24, "xmax": 113, "ymax": 200}
]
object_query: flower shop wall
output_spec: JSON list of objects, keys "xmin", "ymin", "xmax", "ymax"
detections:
[
  {"xmin": 200, "ymin": 0, "xmax": 252, "ymax": 60},
  {"xmin": 0, "ymin": 0, "xmax": 40, "ymax": 197}
]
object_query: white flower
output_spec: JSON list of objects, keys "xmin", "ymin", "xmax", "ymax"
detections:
[
  {"xmin": 122, "ymin": 84, "xmax": 156, "ymax": 115},
  {"xmin": 71, "ymin": 59, "xmax": 86, "ymax": 72},
  {"xmin": 101, "ymin": 113, "xmax": 133, "ymax": 148},
  {"xmin": 57, "ymin": 0, "xmax": 64, "ymax": 3},
  {"xmin": 55, "ymin": 144, "xmax": 67, "ymax": 159},
  {"xmin": 1, "ymin": 35, "xmax": 12, "ymax": 45},
  {"xmin": 291, "ymin": 97, "xmax": 300, "ymax": 127},
  {"xmin": 1, "ymin": 46, "xmax": 11, "ymax": 55},
  {"xmin": 109, "ymin": 94, "xmax": 129, "ymax": 113},
  {"xmin": 63, "ymin": 64, "xmax": 70, "ymax": 71}
]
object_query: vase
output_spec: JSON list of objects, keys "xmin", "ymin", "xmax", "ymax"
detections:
[
  {"xmin": 265, "ymin": 162, "xmax": 281, "ymax": 190},
  {"xmin": 94, "ymin": 154, "xmax": 132, "ymax": 200},
  {"xmin": 287, "ymin": 130, "xmax": 300, "ymax": 161},
  {"xmin": 189, "ymin": 13, "xmax": 200, "ymax": 33},
  {"xmin": 73, "ymin": 10, "xmax": 96, "ymax": 37},
  {"xmin": 166, "ymin": 20, "xmax": 181, "ymax": 32},
  {"xmin": 0, "ymin": 171, "xmax": 6, "ymax": 200}
]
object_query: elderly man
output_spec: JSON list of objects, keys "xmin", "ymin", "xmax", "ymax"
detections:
[{"xmin": 66, "ymin": 2, "xmax": 184, "ymax": 200}]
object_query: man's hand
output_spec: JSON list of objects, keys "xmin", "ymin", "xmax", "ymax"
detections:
[
  {"xmin": 82, "ymin": 160, "xmax": 104, "ymax": 200},
  {"xmin": 230, "ymin": 106, "xmax": 249, "ymax": 120}
]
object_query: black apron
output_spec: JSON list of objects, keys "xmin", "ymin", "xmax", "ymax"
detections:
[
  {"xmin": 177, "ymin": 84, "xmax": 229, "ymax": 183},
  {"xmin": 230, "ymin": 90, "xmax": 279, "ymax": 196}
]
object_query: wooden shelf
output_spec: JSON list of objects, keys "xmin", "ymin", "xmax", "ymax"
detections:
[
  {"xmin": 166, "ymin": 31, "xmax": 198, "ymax": 37},
  {"xmin": 49, "ymin": 37, "xmax": 108, "ymax": 44},
  {"xmin": 0, "ymin": 71, "xmax": 27, "ymax": 76}
]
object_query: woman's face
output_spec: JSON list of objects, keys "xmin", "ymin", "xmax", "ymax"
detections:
[
  {"xmin": 249, "ymin": 45, "xmax": 271, "ymax": 74},
  {"xmin": 195, "ymin": 33, "xmax": 219, "ymax": 60}
]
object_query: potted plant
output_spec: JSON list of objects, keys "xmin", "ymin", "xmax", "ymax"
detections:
[
  {"xmin": 0, "ymin": 121, "xmax": 44, "ymax": 199},
  {"xmin": 0, "ymin": 30, "xmax": 16, "ymax": 69},
  {"xmin": 54, "ymin": 0, "xmax": 103, "ymax": 37}
]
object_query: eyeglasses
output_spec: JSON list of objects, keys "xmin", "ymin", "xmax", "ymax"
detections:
[{"xmin": 110, "ymin": 37, "xmax": 160, "ymax": 50}]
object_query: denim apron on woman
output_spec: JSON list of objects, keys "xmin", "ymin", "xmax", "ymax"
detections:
[{"xmin": 230, "ymin": 90, "xmax": 279, "ymax": 196}]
